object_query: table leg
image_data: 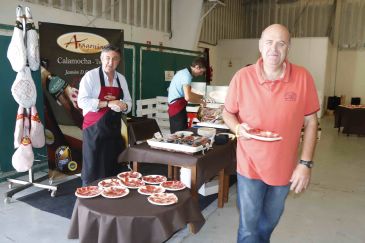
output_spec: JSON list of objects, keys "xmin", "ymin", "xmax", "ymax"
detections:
[
  {"xmin": 223, "ymin": 173, "xmax": 230, "ymax": 203},
  {"xmin": 132, "ymin": 162, "xmax": 139, "ymax": 171},
  {"xmin": 168, "ymin": 164, "xmax": 173, "ymax": 179},
  {"xmin": 173, "ymin": 166, "xmax": 180, "ymax": 180},
  {"xmin": 188, "ymin": 223, "xmax": 197, "ymax": 234},
  {"xmin": 190, "ymin": 166, "xmax": 198, "ymax": 199},
  {"xmin": 218, "ymin": 169, "xmax": 225, "ymax": 208}
]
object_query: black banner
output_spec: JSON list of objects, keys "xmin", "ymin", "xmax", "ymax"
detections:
[{"xmin": 39, "ymin": 22, "xmax": 123, "ymax": 179}]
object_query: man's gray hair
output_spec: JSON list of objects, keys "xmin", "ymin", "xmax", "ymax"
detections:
[{"xmin": 101, "ymin": 44, "xmax": 121, "ymax": 56}]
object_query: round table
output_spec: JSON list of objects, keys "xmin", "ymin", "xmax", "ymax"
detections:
[{"xmin": 68, "ymin": 180, "xmax": 205, "ymax": 243}]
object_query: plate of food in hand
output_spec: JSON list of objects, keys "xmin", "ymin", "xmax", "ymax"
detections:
[
  {"xmin": 101, "ymin": 186, "xmax": 129, "ymax": 199},
  {"xmin": 147, "ymin": 192, "xmax": 178, "ymax": 206},
  {"xmin": 246, "ymin": 128, "xmax": 282, "ymax": 141}
]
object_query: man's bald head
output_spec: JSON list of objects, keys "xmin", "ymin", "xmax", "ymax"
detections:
[
  {"xmin": 259, "ymin": 24, "xmax": 291, "ymax": 70},
  {"xmin": 261, "ymin": 24, "xmax": 291, "ymax": 44}
]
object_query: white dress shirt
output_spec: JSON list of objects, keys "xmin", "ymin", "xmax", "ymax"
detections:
[{"xmin": 77, "ymin": 67, "xmax": 132, "ymax": 116}]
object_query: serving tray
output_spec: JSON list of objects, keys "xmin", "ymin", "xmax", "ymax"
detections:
[{"xmin": 147, "ymin": 138, "xmax": 209, "ymax": 154}]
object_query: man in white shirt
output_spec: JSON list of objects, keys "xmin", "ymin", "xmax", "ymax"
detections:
[{"xmin": 78, "ymin": 44, "xmax": 132, "ymax": 185}]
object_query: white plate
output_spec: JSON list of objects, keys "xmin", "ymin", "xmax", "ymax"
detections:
[
  {"xmin": 174, "ymin": 131, "xmax": 194, "ymax": 137},
  {"xmin": 248, "ymin": 134, "xmax": 282, "ymax": 141},
  {"xmin": 142, "ymin": 175, "xmax": 167, "ymax": 184},
  {"xmin": 75, "ymin": 186, "xmax": 102, "ymax": 198},
  {"xmin": 117, "ymin": 171, "xmax": 142, "ymax": 179},
  {"xmin": 160, "ymin": 181, "xmax": 186, "ymax": 191},
  {"xmin": 246, "ymin": 129, "xmax": 282, "ymax": 142},
  {"xmin": 101, "ymin": 186, "xmax": 129, "ymax": 199},
  {"xmin": 147, "ymin": 193, "xmax": 178, "ymax": 206},
  {"xmin": 138, "ymin": 185, "xmax": 166, "ymax": 195},
  {"xmin": 120, "ymin": 178, "xmax": 145, "ymax": 189},
  {"xmin": 98, "ymin": 178, "xmax": 123, "ymax": 188},
  {"xmin": 216, "ymin": 132, "xmax": 235, "ymax": 140}
]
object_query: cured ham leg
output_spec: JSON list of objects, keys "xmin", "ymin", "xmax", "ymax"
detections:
[
  {"xmin": 7, "ymin": 6, "xmax": 26, "ymax": 72},
  {"xmin": 12, "ymin": 115, "xmax": 34, "ymax": 172},
  {"xmin": 30, "ymin": 105, "xmax": 45, "ymax": 148},
  {"xmin": 25, "ymin": 7, "xmax": 40, "ymax": 71},
  {"xmin": 11, "ymin": 66, "xmax": 37, "ymax": 108},
  {"xmin": 14, "ymin": 106, "xmax": 25, "ymax": 148}
]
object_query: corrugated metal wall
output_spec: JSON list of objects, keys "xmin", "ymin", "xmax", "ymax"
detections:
[
  {"xmin": 199, "ymin": 0, "xmax": 245, "ymax": 45},
  {"xmin": 339, "ymin": 0, "xmax": 365, "ymax": 49},
  {"xmin": 25, "ymin": 0, "xmax": 171, "ymax": 32},
  {"xmin": 240, "ymin": 0, "xmax": 335, "ymax": 38},
  {"xmin": 200, "ymin": 0, "xmax": 365, "ymax": 49},
  {"xmin": 25, "ymin": 0, "xmax": 365, "ymax": 49}
]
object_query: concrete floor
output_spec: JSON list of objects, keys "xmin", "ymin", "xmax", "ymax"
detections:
[
  {"xmin": 183, "ymin": 115, "xmax": 365, "ymax": 243},
  {"xmin": 0, "ymin": 115, "xmax": 364, "ymax": 243}
]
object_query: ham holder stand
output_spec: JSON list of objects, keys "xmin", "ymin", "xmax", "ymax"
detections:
[
  {"xmin": 4, "ymin": 6, "xmax": 58, "ymax": 203},
  {"xmin": 5, "ymin": 144, "xmax": 58, "ymax": 204}
]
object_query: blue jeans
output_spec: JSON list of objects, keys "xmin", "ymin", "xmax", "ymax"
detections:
[{"xmin": 237, "ymin": 174, "xmax": 290, "ymax": 243}]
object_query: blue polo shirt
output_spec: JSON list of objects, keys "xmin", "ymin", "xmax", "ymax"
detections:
[{"xmin": 168, "ymin": 68, "xmax": 192, "ymax": 103}]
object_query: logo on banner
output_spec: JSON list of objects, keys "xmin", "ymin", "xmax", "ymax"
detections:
[{"xmin": 57, "ymin": 32, "xmax": 109, "ymax": 54}]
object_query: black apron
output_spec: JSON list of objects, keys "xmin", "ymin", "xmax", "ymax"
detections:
[
  {"xmin": 81, "ymin": 67, "xmax": 125, "ymax": 185},
  {"xmin": 168, "ymin": 97, "xmax": 188, "ymax": 133}
]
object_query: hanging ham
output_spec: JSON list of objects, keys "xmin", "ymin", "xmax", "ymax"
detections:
[
  {"xmin": 11, "ymin": 66, "xmax": 37, "ymax": 108},
  {"xmin": 25, "ymin": 6, "xmax": 40, "ymax": 71},
  {"xmin": 7, "ymin": 6, "xmax": 26, "ymax": 72},
  {"xmin": 30, "ymin": 105, "xmax": 45, "ymax": 148},
  {"xmin": 14, "ymin": 106, "xmax": 25, "ymax": 148},
  {"xmin": 12, "ymin": 115, "xmax": 34, "ymax": 172}
]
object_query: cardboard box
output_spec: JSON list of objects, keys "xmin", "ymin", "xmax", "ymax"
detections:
[{"xmin": 180, "ymin": 167, "xmax": 219, "ymax": 196}]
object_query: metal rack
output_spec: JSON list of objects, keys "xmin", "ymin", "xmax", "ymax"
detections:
[
  {"xmin": 3, "ymin": 5, "xmax": 57, "ymax": 204},
  {"xmin": 4, "ymin": 156, "xmax": 58, "ymax": 204}
]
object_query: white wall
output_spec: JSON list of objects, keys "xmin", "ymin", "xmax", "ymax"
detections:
[
  {"xmin": 215, "ymin": 37, "xmax": 330, "ymax": 117},
  {"xmin": 215, "ymin": 39, "xmax": 260, "ymax": 85},
  {"xmin": 170, "ymin": 0, "xmax": 204, "ymax": 51},
  {"xmin": 336, "ymin": 50, "xmax": 365, "ymax": 104}
]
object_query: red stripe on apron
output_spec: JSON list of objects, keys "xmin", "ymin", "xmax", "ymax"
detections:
[{"xmin": 168, "ymin": 97, "xmax": 188, "ymax": 117}]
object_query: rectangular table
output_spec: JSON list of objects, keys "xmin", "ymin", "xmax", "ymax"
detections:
[
  {"xmin": 118, "ymin": 137, "xmax": 236, "ymax": 208},
  {"xmin": 334, "ymin": 105, "xmax": 365, "ymax": 135}
]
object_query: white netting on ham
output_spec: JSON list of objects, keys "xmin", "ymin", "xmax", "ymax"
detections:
[
  {"xmin": 12, "ymin": 116, "xmax": 34, "ymax": 172},
  {"xmin": 11, "ymin": 67, "xmax": 37, "ymax": 108},
  {"xmin": 7, "ymin": 14, "xmax": 27, "ymax": 72},
  {"xmin": 30, "ymin": 106, "xmax": 45, "ymax": 148},
  {"xmin": 13, "ymin": 106, "xmax": 24, "ymax": 148},
  {"xmin": 25, "ymin": 7, "xmax": 40, "ymax": 71}
]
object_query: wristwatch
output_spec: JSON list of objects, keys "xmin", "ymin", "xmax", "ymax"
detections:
[{"xmin": 299, "ymin": 159, "xmax": 313, "ymax": 168}]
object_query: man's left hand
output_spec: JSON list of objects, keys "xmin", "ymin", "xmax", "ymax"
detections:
[
  {"xmin": 289, "ymin": 164, "xmax": 311, "ymax": 194},
  {"xmin": 109, "ymin": 100, "xmax": 128, "ymax": 112}
]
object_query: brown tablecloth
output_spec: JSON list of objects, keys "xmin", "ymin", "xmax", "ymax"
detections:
[
  {"xmin": 334, "ymin": 106, "xmax": 365, "ymax": 135},
  {"xmin": 118, "ymin": 138, "xmax": 236, "ymax": 190},
  {"xmin": 127, "ymin": 117, "xmax": 161, "ymax": 145},
  {"xmin": 68, "ymin": 183, "xmax": 204, "ymax": 243}
]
